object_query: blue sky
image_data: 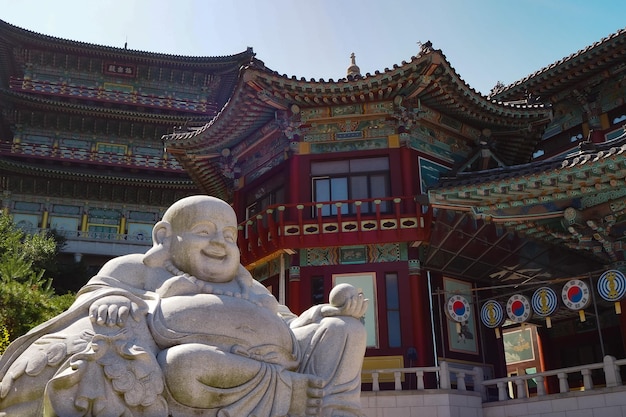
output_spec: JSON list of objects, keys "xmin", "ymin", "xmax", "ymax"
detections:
[{"xmin": 1, "ymin": 0, "xmax": 625, "ymax": 94}]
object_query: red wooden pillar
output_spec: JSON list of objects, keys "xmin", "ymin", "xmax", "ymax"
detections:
[
  {"xmin": 400, "ymin": 146, "xmax": 416, "ymax": 211},
  {"xmin": 409, "ymin": 260, "xmax": 434, "ymax": 366},
  {"xmin": 289, "ymin": 154, "xmax": 301, "ymax": 222}
]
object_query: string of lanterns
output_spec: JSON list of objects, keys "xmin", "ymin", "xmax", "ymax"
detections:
[{"xmin": 445, "ymin": 269, "xmax": 626, "ymax": 337}]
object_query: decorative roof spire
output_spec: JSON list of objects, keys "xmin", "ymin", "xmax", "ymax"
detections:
[{"xmin": 346, "ymin": 52, "xmax": 361, "ymax": 78}]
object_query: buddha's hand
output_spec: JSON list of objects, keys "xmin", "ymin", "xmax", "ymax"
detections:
[
  {"xmin": 88, "ymin": 295, "xmax": 145, "ymax": 327},
  {"xmin": 320, "ymin": 292, "xmax": 368, "ymax": 319}
]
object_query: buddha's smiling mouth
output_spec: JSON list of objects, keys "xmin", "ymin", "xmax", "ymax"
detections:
[{"xmin": 203, "ymin": 250, "xmax": 226, "ymax": 261}]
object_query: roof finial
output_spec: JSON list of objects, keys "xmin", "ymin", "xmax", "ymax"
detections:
[{"xmin": 347, "ymin": 52, "xmax": 361, "ymax": 78}]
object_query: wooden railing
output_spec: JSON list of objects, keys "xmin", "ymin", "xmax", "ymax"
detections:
[
  {"xmin": 23, "ymin": 227, "xmax": 153, "ymax": 246},
  {"xmin": 237, "ymin": 196, "xmax": 431, "ymax": 265},
  {"xmin": 362, "ymin": 355, "xmax": 626, "ymax": 403},
  {"xmin": 1, "ymin": 142, "xmax": 182, "ymax": 171},
  {"xmin": 20, "ymin": 196, "xmax": 431, "ymax": 263},
  {"xmin": 10, "ymin": 77, "xmax": 216, "ymax": 114}
]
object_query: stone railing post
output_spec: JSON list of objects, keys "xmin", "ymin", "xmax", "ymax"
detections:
[
  {"xmin": 473, "ymin": 366, "xmax": 486, "ymax": 401},
  {"xmin": 372, "ymin": 372, "xmax": 380, "ymax": 391},
  {"xmin": 535, "ymin": 376, "xmax": 546, "ymax": 396},
  {"xmin": 416, "ymin": 369, "xmax": 425, "ymax": 390},
  {"xmin": 457, "ymin": 372, "xmax": 466, "ymax": 391},
  {"xmin": 557, "ymin": 372, "xmax": 569, "ymax": 393},
  {"xmin": 497, "ymin": 381, "xmax": 507, "ymax": 401},
  {"xmin": 515, "ymin": 378, "xmax": 526, "ymax": 398},
  {"xmin": 581, "ymin": 368, "xmax": 593, "ymax": 390},
  {"xmin": 439, "ymin": 361, "xmax": 451, "ymax": 389},
  {"xmin": 604, "ymin": 355, "xmax": 620, "ymax": 387},
  {"xmin": 394, "ymin": 371, "xmax": 402, "ymax": 391}
]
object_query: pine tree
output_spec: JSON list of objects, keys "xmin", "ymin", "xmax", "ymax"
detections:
[{"xmin": 0, "ymin": 215, "xmax": 75, "ymax": 349}]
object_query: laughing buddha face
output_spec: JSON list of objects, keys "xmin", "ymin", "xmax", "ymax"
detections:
[{"xmin": 165, "ymin": 196, "xmax": 241, "ymax": 283}]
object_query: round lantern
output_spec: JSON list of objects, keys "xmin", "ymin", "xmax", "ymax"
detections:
[
  {"xmin": 597, "ymin": 269, "xmax": 626, "ymax": 314},
  {"xmin": 531, "ymin": 287, "xmax": 558, "ymax": 327},
  {"xmin": 446, "ymin": 295, "xmax": 471, "ymax": 323},
  {"xmin": 506, "ymin": 294, "xmax": 532, "ymax": 323},
  {"xmin": 561, "ymin": 279, "xmax": 591, "ymax": 322},
  {"xmin": 480, "ymin": 300, "xmax": 504, "ymax": 338}
]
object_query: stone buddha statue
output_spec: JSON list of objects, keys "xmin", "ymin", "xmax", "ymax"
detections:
[{"xmin": 0, "ymin": 195, "xmax": 368, "ymax": 417}]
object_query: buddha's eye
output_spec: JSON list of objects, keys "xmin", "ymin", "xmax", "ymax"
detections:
[
  {"xmin": 191, "ymin": 222, "xmax": 216, "ymax": 236},
  {"xmin": 223, "ymin": 228, "xmax": 237, "ymax": 243}
]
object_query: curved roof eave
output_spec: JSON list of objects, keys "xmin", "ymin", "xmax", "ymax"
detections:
[
  {"xmin": 490, "ymin": 27, "xmax": 626, "ymax": 101},
  {"xmin": 0, "ymin": 19, "xmax": 255, "ymax": 69},
  {"xmin": 164, "ymin": 42, "xmax": 552, "ymax": 155},
  {"xmin": 0, "ymin": 157, "xmax": 197, "ymax": 188},
  {"xmin": 162, "ymin": 63, "xmax": 282, "ymax": 153},
  {"xmin": 242, "ymin": 43, "xmax": 550, "ymax": 121},
  {"xmin": 170, "ymin": 155, "xmax": 231, "ymax": 200},
  {"xmin": 430, "ymin": 128, "xmax": 626, "ymax": 194},
  {"xmin": 0, "ymin": 88, "xmax": 211, "ymax": 124}
]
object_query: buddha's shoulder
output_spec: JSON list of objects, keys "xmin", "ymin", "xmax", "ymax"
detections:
[
  {"xmin": 96, "ymin": 253, "xmax": 161, "ymax": 288},
  {"xmin": 99, "ymin": 253, "xmax": 146, "ymax": 274}
]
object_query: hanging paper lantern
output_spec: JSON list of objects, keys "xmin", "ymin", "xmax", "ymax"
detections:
[
  {"xmin": 480, "ymin": 300, "xmax": 504, "ymax": 338},
  {"xmin": 446, "ymin": 295, "xmax": 471, "ymax": 323},
  {"xmin": 506, "ymin": 294, "xmax": 533, "ymax": 323},
  {"xmin": 531, "ymin": 287, "xmax": 558, "ymax": 328},
  {"xmin": 561, "ymin": 279, "xmax": 591, "ymax": 322},
  {"xmin": 597, "ymin": 270, "xmax": 626, "ymax": 314}
]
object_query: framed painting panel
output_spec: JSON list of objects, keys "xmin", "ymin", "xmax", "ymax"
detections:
[
  {"xmin": 444, "ymin": 277, "xmax": 478, "ymax": 354},
  {"xmin": 504, "ymin": 328, "xmax": 535, "ymax": 364},
  {"xmin": 332, "ymin": 272, "xmax": 378, "ymax": 348}
]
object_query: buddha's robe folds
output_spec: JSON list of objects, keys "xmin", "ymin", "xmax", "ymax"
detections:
[{"xmin": 0, "ymin": 265, "xmax": 366, "ymax": 417}]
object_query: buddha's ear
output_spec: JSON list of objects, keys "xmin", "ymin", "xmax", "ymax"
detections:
[
  {"xmin": 152, "ymin": 221, "xmax": 172, "ymax": 246},
  {"xmin": 144, "ymin": 221, "xmax": 173, "ymax": 267}
]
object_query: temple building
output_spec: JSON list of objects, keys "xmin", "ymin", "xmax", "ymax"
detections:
[
  {"xmin": 0, "ymin": 19, "xmax": 254, "ymax": 285},
  {"xmin": 2, "ymin": 17, "xmax": 626, "ymax": 402},
  {"xmin": 163, "ymin": 29, "xmax": 626, "ymax": 390}
]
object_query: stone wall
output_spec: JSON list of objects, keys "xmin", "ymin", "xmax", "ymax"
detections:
[{"xmin": 361, "ymin": 385, "xmax": 626, "ymax": 417}]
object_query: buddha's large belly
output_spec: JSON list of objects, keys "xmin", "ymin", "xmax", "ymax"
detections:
[{"xmin": 153, "ymin": 294, "xmax": 294, "ymax": 355}]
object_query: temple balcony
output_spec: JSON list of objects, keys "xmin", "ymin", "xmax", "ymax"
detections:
[
  {"xmin": 24, "ymin": 228, "xmax": 152, "ymax": 259},
  {"xmin": 9, "ymin": 76, "xmax": 217, "ymax": 114},
  {"xmin": 238, "ymin": 195, "xmax": 432, "ymax": 267},
  {"xmin": 0, "ymin": 141, "xmax": 183, "ymax": 171}
]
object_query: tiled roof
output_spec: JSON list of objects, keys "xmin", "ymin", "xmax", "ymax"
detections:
[
  {"xmin": 0, "ymin": 88, "xmax": 210, "ymax": 124},
  {"xmin": 490, "ymin": 27, "xmax": 626, "ymax": 101},
  {"xmin": 0, "ymin": 157, "xmax": 196, "ymax": 188},
  {"xmin": 432, "ymin": 128, "xmax": 626, "ymax": 191},
  {"xmin": 0, "ymin": 19, "xmax": 255, "ymax": 67},
  {"xmin": 163, "ymin": 42, "xmax": 554, "ymax": 196}
]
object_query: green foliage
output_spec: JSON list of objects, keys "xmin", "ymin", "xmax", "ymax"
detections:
[
  {"xmin": 0, "ymin": 215, "xmax": 76, "ymax": 347},
  {"xmin": 0, "ymin": 325, "xmax": 9, "ymax": 354}
]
